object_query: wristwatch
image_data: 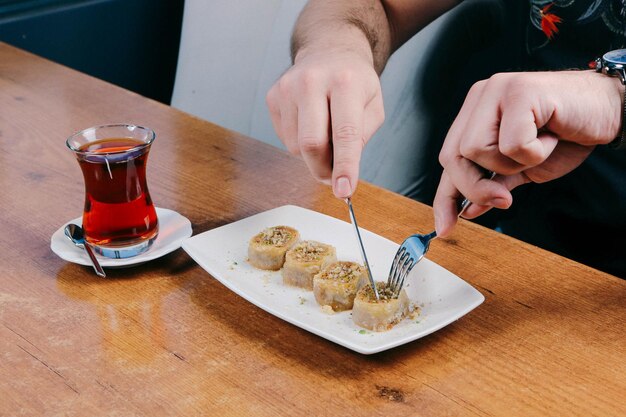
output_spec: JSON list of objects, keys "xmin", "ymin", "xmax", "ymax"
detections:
[{"xmin": 594, "ymin": 49, "xmax": 626, "ymax": 150}]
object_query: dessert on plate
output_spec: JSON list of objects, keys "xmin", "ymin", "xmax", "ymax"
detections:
[
  {"xmin": 352, "ymin": 282, "xmax": 412, "ymax": 331},
  {"xmin": 313, "ymin": 261, "xmax": 367, "ymax": 311},
  {"xmin": 282, "ymin": 240, "xmax": 336, "ymax": 290},
  {"xmin": 248, "ymin": 225, "xmax": 300, "ymax": 270}
]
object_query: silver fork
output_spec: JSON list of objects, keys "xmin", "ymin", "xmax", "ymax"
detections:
[{"xmin": 387, "ymin": 172, "xmax": 495, "ymax": 297}]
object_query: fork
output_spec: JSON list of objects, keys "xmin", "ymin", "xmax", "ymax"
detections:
[{"xmin": 387, "ymin": 173, "xmax": 495, "ymax": 297}]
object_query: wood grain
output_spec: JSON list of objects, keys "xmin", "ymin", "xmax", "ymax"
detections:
[{"xmin": 0, "ymin": 43, "xmax": 624, "ymax": 417}]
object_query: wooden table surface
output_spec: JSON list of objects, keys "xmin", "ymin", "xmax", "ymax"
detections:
[{"xmin": 1, "ymin": 43, "xmax": 625, "ymax": 417}]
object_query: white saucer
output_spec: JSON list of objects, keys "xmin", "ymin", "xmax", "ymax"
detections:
[{"xmin": 51, "ymin": 207, "xmax": 192, "ymax": 268}]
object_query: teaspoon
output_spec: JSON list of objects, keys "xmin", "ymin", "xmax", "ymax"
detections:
[{"xmin": 64, "ymin": 224, "xmax": 106, "ymax": 277}]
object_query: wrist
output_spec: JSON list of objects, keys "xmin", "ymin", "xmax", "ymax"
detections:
[
  {"xmin": 609, "ymin": 84, "xmax": 626, "ymax": 149},
  {"xmin": 597, "ymin": 71, "xmax": 625, "ymax": 146},
  {"xmin": 592, "ymin": 50, "xmax": 626, "ymax": 149},
  {"xmin": 292, "ymin": 25, "xmax": 377, "ymax": 70}
]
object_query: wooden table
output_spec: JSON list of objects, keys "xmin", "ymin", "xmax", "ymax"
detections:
[{"xmin": 1, "ymin": 42, "xmax": 624, "ymax": 417}]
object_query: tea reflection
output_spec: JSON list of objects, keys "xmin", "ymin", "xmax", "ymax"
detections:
[{"xmin": 56, "ymin": 265, "xmax": 181, "ymax": 365}]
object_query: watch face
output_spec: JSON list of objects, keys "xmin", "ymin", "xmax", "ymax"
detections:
[{"xmin": 604, "ymin": 49, "xmax": 626, "ymax": 64}]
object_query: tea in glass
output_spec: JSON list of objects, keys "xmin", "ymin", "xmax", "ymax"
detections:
[{"xmin": 67, "ymin": 124, "xmax": 158, "ymax": 258}]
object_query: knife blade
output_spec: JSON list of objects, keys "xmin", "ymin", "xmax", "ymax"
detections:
[{"xmin": 345, "ymin": 197, "xmax": 380, "ymax": 301}]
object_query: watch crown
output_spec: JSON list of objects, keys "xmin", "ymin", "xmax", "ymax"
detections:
[{"xmin": 593, "ymin": 57, "xmax": 602, "ymax": 72}]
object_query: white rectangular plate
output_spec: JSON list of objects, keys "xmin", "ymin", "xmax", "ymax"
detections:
[{"xmin": 182, "ymin": 205, "xmax": 484, "ymax": 354}]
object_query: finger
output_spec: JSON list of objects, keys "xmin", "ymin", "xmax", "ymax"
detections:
[
  {"xmin": 433, "ymin": 171, "xmax": 462, "ymax": 238},
  {"xmin": 445, "ymin": 155, "xmax": 512, "ymax": 208},
  {"xmin": 297, "ymin": 92, "xmax": 332, "ymax": 183},
  {"xmin": 444, "ymin": 75, "xmax": 524, "ymax": 174},
  {"xmin": 497, "ymin": 100, "xmax": 559, "ymax": 167},
  {"xmin": 266, "ymin": 84, "xmax": 284, "ymax": 146},
  {"xmin": 523, "ymin": 139, "xmax": 592, "ymax": 183},
  {"xmin": 462, "ymin": 172, "xmax": 529, "ymax": 218},
  {"xmin": 456, "ymin": 85, "xmax": 525, "ymax": 176},
  {"xmin": 434, "ymin": 171, "xmax": 529, "ymax": 238},
  {"xmin": 440, "ymin": 80, "xmax": 520, "ymax": 177},
  {"xmin": 362, "ymin": 89, "xmax": 385, "ymax": 144},
  {"xmin": 280, "ymin": 101, "xmax": 300, "ymax": 156},
  {"xmin": 437, "ymin": 78, "xmax": 511, "ymax": 232},
  {"xmin": 329, "ymin": 86, "xmax": 366, "ymax": 198}
]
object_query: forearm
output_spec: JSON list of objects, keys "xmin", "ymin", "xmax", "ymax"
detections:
[
  {"xmin": 291, "ymin": 0, "xmax": 391, "ymax": 73},
  {"xmin": 382, "ymin": 0, "xmax": 461, "ymax": 51},
  {"xmin": 291, "ymin": 0, "xmax": 461, "ymax": 74}
]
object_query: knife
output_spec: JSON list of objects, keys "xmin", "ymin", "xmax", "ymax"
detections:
[{"xmin": 345, "ymin": 197, "xmax": 380, "ymax": 300}]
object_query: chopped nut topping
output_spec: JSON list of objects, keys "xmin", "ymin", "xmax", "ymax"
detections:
[
  {"xmin": 319, "ymin": 262, "xmax": 363, "ymax": 283},
  {"xmin": 361, "ymin": 282, "xmax": 397, "ymax": 302},
  {"xmin": 256, "ymin": 226, "xmax": 293, "ymax": 246},
  {"xmin": 292, "ymin": 241, "xmax": 329, "ymax": 262}
]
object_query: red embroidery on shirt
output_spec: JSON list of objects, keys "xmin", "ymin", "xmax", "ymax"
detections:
[{"xmin": 540, "ymin": 3, "xmax": 563, "ymax": 39}]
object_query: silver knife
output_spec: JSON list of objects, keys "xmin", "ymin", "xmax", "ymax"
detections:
[{"xmin": 345, "ymin": 197, "xmax": 380, "ymax": 300}]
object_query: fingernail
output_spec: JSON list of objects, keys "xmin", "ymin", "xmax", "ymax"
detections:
[
  {"xmin": 335, "ymin": 177, "xmax": 352, "ymax": 198},
  {"xmin": 491, "ymin": 197, "xmax": 509, "ymax": 208}
]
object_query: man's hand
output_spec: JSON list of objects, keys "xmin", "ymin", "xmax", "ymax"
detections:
[
  {"xmin": 266, "ymin": 48, "xmax": 385, "ymax": 198},
  {"xmin": 434, "ymin": 70, "xmax": 623, "ymax": 237},
  {"xmin": 265, "ymin": 0, "xmax": 459, "ymax": 198}
]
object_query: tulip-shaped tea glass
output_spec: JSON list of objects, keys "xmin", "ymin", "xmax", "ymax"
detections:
[{"xmin": 66, "ymin": 124, "xmax": 159, "ymax": 258}]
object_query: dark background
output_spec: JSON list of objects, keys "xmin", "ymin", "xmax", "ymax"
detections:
[{"xmin": 0, "ymin": 0, "xmax": 185, "ymax": 104}]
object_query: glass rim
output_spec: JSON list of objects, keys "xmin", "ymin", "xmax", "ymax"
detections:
[{"xmin": 66, "ymin": 123, "xmax": 156, "ymax": 155}]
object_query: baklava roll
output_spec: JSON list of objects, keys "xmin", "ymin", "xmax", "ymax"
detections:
[
  {"xmin": 313, "ymin": 261, "xmax": 367, "ymax": 311},
  {"xmin": 352, "ymin": 282, "xmax": 411, "ymax": 331},
  {"xmin": 282, "ymin": 240, "xmax": 337, "ymax": 290},
  {"xmin": 248, "ymin": 226, "xmax": 300, "ymax": 270}
]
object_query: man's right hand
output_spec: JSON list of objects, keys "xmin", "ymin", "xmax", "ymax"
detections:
[{"xmin": 266, "ymin": 48, "xmax": 385, "ymax": 199}]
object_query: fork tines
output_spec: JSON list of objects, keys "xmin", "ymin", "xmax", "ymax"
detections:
[{"xmin": 387, "ymin": 247, "xmax": 416, "ymax": 298}]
